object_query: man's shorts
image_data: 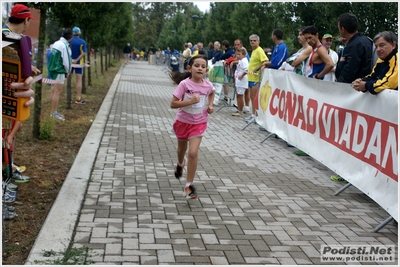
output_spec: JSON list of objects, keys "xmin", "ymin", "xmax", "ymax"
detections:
[
  {"xmin": 235, "ymin": 86, "xmax": 247, "ymax": 95},
  {"xmin": 51, "ymin": 73, "xmax": 66, "ymax": 84},
  {"xmin": 172, "ymin": 120, "xmax": 207, "ymax": 141},
  {"xmin": 124, "ymin": 53, "xmax": 130, "ymax": 58},
  {"xmin": 248, "ymin": 82, "xmax": 259, "ymax": 89},
  {"xmin": 71, "ymin": 67, "xmax": 83, "ymax": 75}
]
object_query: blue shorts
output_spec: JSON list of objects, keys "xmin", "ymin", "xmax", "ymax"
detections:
[
  {"xmin": 248, "ymin": 82, "xmax": 259, "ymax": 89},
  {"xmin": 71, "ymin": 67, "xmax": 83, "ymax": 75}
]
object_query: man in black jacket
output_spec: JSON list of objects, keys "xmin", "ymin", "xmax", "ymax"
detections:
[{"xmin": 336, "ymin": 13, "xmax": 373, "ymax": 83}]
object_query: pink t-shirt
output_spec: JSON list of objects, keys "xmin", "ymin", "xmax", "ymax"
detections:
[{"xmin": 173, "ymin": 78, "xmax": 216, "ymax": 124}]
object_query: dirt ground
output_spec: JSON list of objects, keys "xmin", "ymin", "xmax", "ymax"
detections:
[{"xmin": 2, "ymin": 58, "xmax": 121, "ymax": 265}]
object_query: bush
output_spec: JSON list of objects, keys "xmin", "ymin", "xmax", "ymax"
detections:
[{"xmin": 39, "ymin": 116, "xmax": 55, "ymax": 140}]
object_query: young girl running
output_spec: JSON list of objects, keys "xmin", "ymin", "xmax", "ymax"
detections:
[{"xmin": 170, "ymin": 54, "xmax": 215, "ymax": 199}]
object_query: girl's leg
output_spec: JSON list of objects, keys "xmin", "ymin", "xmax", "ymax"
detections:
[
  {"xmin": 186, "ymin": 137, "xmax": 202, "ymax": 183},
  {"xmin": 176, "ymin": 139, "xmax": 188, "ymax": 165}
]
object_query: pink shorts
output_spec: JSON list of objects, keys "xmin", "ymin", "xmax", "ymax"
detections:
[{"xmin": 172, "ymin": 120, "xmax": 208, "ymax": 141}]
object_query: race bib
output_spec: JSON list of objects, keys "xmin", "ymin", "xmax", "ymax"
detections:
[{"xmin": 181, "ymin": 94, "xmax": 205, "ymax": 114}]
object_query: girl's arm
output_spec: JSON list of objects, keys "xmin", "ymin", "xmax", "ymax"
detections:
[
  {"xmin": 170, "ymin": 94, "xmax": 200, "ymax": 109},
  {"xmin": 207, "ymin": 92, "xmax": 215, "ymax": 114}
]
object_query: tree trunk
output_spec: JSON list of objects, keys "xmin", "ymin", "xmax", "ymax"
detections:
[
  {"xmin": 100, "ymin": 48, "xmax": 104, "ymax": 74},
  {"xmin": 66, "ymin": 74, "xmax": 72, "ymax": 109},
  {"xmin": 82, "ymin": 54, "xmax": 86, "ymax": 94},
  {"xmin": 87, "ymin": 39, "xmax": 92, "ymax": 86},
  {"xmin": 32, "ymin": 7, "xmax": 47, "ymax": 139}
]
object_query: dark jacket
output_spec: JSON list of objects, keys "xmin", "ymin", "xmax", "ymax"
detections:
[
  {"xmin": 335, "ymin": 32, "xmax": 373, "ymax": 83},
  {"xmin": 362, "ymin": 47, "xmax": 398, "ymax": 94},
  {"xmin": 207, "ymin": 48, "xmax": 214, "ymax": 60},
  {"xmin": 221, "ymin": 47, "xmax": 235, "ymax": 61},
  {"xmin": 123, "ymin": 45, "xmax": 132, "ymax": 54},
  {"xmin": 211, "ymin": 50, "xmax": 223, "ymax": 64}
]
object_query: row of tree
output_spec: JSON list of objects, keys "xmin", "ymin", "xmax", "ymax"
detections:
[{"xmin": 139, "ymin": 2, "xmax": 398, "ymax": 53}]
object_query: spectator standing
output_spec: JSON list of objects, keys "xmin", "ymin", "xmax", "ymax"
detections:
[
  {"xmin": 321, "ymin": 33, "xmax": 339, "ymax": 82},
  {"xmin": 197, "ymin": 42, "xmax": 207, "ymax": 55},
  {"xmin": 290, "ymin": 27, "xmax": 312, "ymax": 76},
  {"xmin": 169, "ymin": 54, "xmax": 216, "ymax": 199},
  {"xmin": 231, "ymin": 39, "xmax": 250, "ymax": 113},
  {"xmin": 352, "ymin": 31, "xmax": 398, "ymax": 94},
  {"xmin": 192, "ymin": 45, "xmax": 199, "ymax": 57},
  {"xmin": 244, "ymin": 34, "xmax": 269, "ymax": 123},
  {"xmin": 261, "ymin": 29, "xmax": 289, "ymax": 69},
  {"xmin": 123, "ymin": 44, "xmax": 132, "ymax": 64},
  {"xmin": 70, "ymin": 26, "xmax": 87, "ymax": 104},
  {"xmin": 336, "ymin": 13, "xmax": 373, "ymax": 83},
  {"xmin": 231, "ymin": 48, "xmax": 249, "ymax": 117},
  {"xmin": 207, "ymin": 42, "xmax": 214, "ymax": 60},
  {"xmin": 221, "ymin": 40, "xmax": 235, "ymax": 101},
  {"xmin": 182, "ymin": 43, "xmax": 192, "ymax": 70},
  {"xmin": 2, "ymin": 3, "xmax": 38, "ymax": 183},
  {"xmin": 211, "ymin": 41, "xmax": 223, "ymax": 64},
  {"xmin": 155, "ymin": 48, "xmax": 161, "ymax": 64},
  {"xmin": 301, "ymin": 26, "xmax": 334, "ymax": 80},
  {"xmin": 48, "ymin": 28, "xmax": 73, "ymax": 121}
]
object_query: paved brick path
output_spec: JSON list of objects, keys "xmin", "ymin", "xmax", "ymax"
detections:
[{"xmin": 27, "ymin": 61, "xmax": 397, "ymax": 265}]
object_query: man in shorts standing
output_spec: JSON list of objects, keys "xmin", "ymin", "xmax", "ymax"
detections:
[
  {"xmin": 70, "ymin": 26, "xmax": 87, "ymax": 104},
  {"xmin": 245, "ymin": 34, "xmax": 269, "ymax": 123},
  {"xmin": 48, "ymin": 28, "xmax": 73, "ymax": 121}
]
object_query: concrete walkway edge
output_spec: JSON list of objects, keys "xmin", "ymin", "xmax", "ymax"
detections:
[{"xmin": 25, "ymin": 67, "xmax": 123, "ymax": 265}]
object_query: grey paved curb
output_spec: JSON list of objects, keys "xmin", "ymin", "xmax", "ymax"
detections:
[{"xmin": 25, "ymin": 66, "xmax": 123, "ymax": 265}]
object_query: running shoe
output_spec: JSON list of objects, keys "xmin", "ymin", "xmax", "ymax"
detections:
[
  {"xmin": 174, "ymin": 158, "xmax": 186, "ymax": 179},
  {"xmin": 11, "ymin": 170, "xmax": 30, "ymax": 183},
  {"xmin": 13, "ymin": 163, "xmax": 26, "ymax": 173},
  {"xmin": 3, "ymin": 191, "xmax": 17, "ymax": 203},
  {"xmin": 183, "ymin": 184, "xmax": 197, "ymax": 199},
  {"xmin": 50, "ymin": 111, "xmax": 65, "ymax": 121},
  {"xmin": 232, "ymin": 111, "xmax": 243, "ymax": 117},
  {"xmin": 75, "ymin": 99, "xmax": 87, "ymax": 104}
]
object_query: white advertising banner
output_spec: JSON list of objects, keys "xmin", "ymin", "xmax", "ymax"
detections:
[{"xmin": 256, "ymin": 69, "xmax": 398, "ymax": 221}]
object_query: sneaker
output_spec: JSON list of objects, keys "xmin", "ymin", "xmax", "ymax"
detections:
[
  {"xmin": 13, "ymin": 163, "xmax": 26, "ymax": 173},
  {"xmin": 330, "ymin": 175, "xmax": 348, "ymax": 183},
  {"xmin": 50, "ymin": 111, "xmax": 65, "ymax": 121},
  {"xmin": 75, "ymin": 99, "xmax": 86, "ymax": 104},
  {"xmin": 3, "ymin": 204, "xmax": 15, "ymax": 212},
  {"xmin": 243, "ymin": 106, "xmax": 250, "ymax": 113},
  {"xmin": 4, "ymin": 189, "xmax": 17, "ymax": 197},
  {"xmin": 5, "ymin": 182, "xmax": 18, "ymax": 191},
  {"xmin": 232, "ymin": 111, "xmax": 243, "ymax": 117},
  {"xmin": 174, "ymin": 158, "xmax": 186, "ymax": 179},
  {"xmin": 3, "ymin": 209, "xmax": 18, "ymax": 220},
  {"xmin": 3, "ymin": 191, "xmax": 17, "ymax": 203},
  {"xmin": 11, "ymin": 170, "xmax": 30, "ymax": 183},
  {"xmin": 183, "ymin": 184, "xmax": 197, "ymax": 199}
]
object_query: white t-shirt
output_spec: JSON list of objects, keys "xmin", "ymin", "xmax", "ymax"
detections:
[
  {"xmin": 323, "ymin": 49, "xmax": 339, "ymax": 82},
  {"xmin": 235, "ymin": 57, "xmax": 249, "ymax": 88}
]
